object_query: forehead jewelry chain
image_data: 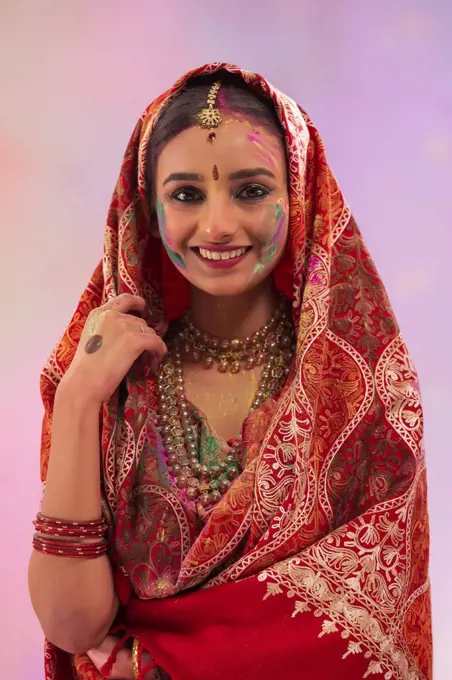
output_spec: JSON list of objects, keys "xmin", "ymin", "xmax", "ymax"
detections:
[{"xmin": 197, "ymin": 81, "xmax": 222, "ymax": 142}]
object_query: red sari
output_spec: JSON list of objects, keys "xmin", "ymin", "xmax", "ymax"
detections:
[{"xmin": 39, "ymin": 63, "xmax": 432, "ymax": 679}]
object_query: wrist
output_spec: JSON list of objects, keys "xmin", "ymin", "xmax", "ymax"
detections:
[{"xmin": 55, "ymin": 374, "xmax": 103, "ymax": 415}]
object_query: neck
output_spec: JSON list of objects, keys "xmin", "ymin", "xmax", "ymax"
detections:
[{"xmin": 189, "ymin": 280, "xmax": 278, "ymax": 339}]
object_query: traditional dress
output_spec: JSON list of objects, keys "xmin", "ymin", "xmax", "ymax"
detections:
[{"xmin": 39, "ymin": 63, "xmax": 432, "ymax": 679}]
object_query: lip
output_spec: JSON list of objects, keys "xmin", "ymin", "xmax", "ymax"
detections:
[{"xmin": 192, "ymin": 246, "xmax": 252, "ymax": 269}]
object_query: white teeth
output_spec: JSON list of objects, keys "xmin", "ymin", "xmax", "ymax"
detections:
[{"xmin": 198, "ymin": 247, "xmax": 248, "ymax": 261}]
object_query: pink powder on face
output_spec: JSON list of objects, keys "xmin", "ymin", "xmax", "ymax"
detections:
[
  {"xmin": 247, "ymin": 130, "xmax": 278, "ymax": 170},
  {"xmin": 214, "ymin": 115, "xmax": 280, "ymax": 170}
]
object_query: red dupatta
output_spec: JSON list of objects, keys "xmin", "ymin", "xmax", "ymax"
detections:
[{"xmin": 39, "ymin": 63, "xmax": 432, "ymax": 680}]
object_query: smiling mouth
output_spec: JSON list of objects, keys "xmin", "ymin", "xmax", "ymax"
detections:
[{"xmin": 193, "ymin": 246, "xmax": 252, "ymax": 262}]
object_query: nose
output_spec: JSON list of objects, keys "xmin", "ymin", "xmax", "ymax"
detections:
[{"xmin": 198, "ymin": 195, "xmax": 237, "ymax": 243}]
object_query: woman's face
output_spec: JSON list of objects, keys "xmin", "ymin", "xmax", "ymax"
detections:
[{"xmin": 154, "ymin": 116, "xmax": 289, "ymax": 297}]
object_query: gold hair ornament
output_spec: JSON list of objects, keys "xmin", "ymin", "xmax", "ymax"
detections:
[{"xmin": 197, "ymin": 81, "xmax": 222, "ymax": 137}]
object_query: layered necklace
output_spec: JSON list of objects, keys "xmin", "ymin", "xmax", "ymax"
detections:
[{"xmin": 157, "ymin": 296, "xmax": 295, "ymax": 511}]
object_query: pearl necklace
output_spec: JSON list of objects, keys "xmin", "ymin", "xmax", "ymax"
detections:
[{"xmin": 157, "ymin": 300, "xmax": 295, "ymax": 511}]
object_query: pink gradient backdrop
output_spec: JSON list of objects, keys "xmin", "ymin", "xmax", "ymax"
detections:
[{"xmin": 1, "ymin": 1, "xmax": 450, "ymax": 677}]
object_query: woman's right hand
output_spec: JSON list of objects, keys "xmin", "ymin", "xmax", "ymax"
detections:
[{"xmin": 59, "ymin": 293, "xmax": 167, "ymax": 406}]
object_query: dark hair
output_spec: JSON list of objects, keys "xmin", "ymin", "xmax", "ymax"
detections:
[{"xmin": 147, "ymin": 71, "xmax": 284, "ymax": 196}]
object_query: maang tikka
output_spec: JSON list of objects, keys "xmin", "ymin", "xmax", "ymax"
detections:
[{"xmin": 197, "ymin": 81, "xmax": 222, "ymax": 142}]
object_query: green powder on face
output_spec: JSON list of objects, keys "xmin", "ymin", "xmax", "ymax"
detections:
[{"xmin": 157, "ymin": 199, "xmax": 186, "ymax": 269}]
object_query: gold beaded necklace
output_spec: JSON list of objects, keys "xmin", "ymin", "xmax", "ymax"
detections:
[{"xmin": 157, "ymin": 298, "xmax": 295, "ymax": 512}]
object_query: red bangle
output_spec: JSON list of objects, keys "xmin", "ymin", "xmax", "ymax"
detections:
[
  {"xmin": 35, "ymin": 513, "xmax": 106, "ymax": 529},
  {"xmin": 33, "ymin": 522, "xmax": 105, "ymax": 538},
  {"xmin": 33, "ymin": 513, "xmax": 107, "ymax": 539},
  {"xmin": 32, "ymin": 535, "xmax": 107, "ymax": 559}
]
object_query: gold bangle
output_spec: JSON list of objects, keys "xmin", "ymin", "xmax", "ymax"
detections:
[{"xmin": 132, "ymin": 637, "xmax": 140, "ymax": 679}]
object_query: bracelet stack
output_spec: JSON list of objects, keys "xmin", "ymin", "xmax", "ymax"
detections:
[{"xmin": 32, "ymin": 513, "xmax": 107, "ymax": 558}]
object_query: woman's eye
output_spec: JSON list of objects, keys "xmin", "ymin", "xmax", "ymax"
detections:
[
  {"xmin": 170, "ymin": 187, "xmax": 203, "ymax": 203},
  {"xmin": 237, "ymin": 184, "xmax": 270, "ymax": 200}
]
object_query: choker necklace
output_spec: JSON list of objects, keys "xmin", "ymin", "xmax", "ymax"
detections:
[
  {"xmin": 157, "ymin": 298, "xmax": 295, "ymax": 512},
  {"xmin": 178, "ymin": 296, "xmax": 293, "ymax": 374}
]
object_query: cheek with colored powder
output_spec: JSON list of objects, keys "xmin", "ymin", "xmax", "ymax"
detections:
[
  {"xmin": 156, "ymin": 199, "xmax": 186, "ymax": 269},
  {"xmin": 252, "ymin": 199, "xmax": 288, "ymax": 277}
]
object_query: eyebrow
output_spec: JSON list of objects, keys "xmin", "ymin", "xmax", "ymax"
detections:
[
  {"xmin": 162, "ymin": 172, "xmax": 204, "ymax": 186},
  {"xmin": 162, "ymin": 167, "xmax": 276, "ymax": 186},
  {"xmin": 228, "ymin": 167, "xmax": 276, "ymax": 181}
]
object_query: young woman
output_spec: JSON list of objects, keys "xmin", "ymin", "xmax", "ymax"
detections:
[{"xmin": 29, "ymin": 63, "xmax": 432, "ymax": 680}]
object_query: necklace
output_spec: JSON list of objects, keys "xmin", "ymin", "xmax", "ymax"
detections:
[
  {"xmin": 178, "ymin": 297, "xmax": 292, "ymax": 374},
  {"xmin": 157, "ymin": 298, "xmax": 295, "ymax": 511}
]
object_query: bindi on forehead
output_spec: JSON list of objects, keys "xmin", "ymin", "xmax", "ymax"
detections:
[{"xmin": 212, "ymin": 164, "xmax": 219, "ymax": 181}]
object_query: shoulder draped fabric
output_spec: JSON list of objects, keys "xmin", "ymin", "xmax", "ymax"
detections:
[{"xmin": 39, "ymin": 63, "xmax": 432, "ymax": 680}]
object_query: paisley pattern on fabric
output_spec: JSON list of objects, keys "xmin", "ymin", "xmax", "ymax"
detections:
[{"xmin": 39, "ymin": 63, "xmax": 431, "ymax": 679}]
